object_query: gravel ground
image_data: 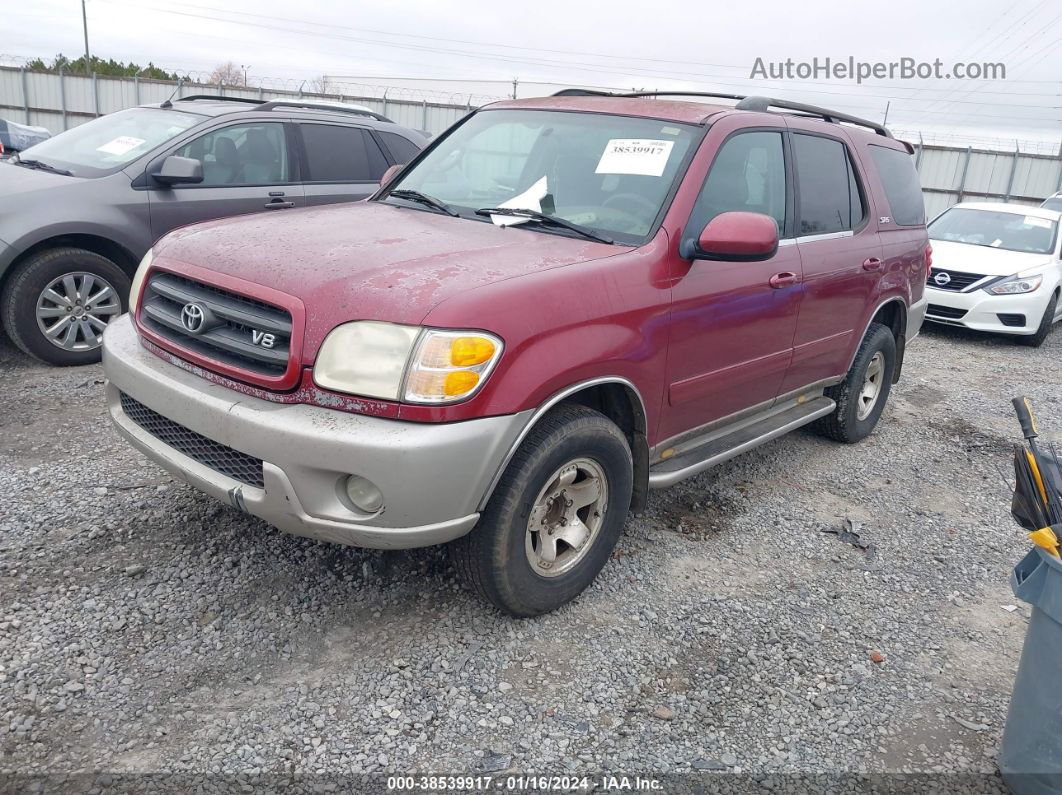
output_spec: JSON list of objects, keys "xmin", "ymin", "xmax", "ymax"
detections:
[{"xmin": 1, "ymin": 321, "xmax": 1059, "ymax": 792}]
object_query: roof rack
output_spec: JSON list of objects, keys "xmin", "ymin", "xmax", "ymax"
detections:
[
  {"xmin": 174, "ymin": 94, "xmax": 262, "ymax": 105},
  {"xmin": 256, "ymin": 100, "xmax": 393, "ymax": 123},
  {"xmin": 549, "ymin": 88, "xmax": 892, "ymax": 138}
]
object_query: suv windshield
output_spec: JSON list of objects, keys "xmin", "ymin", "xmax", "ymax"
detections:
[
  {"xmin": 17, "ymin": 108, "xmax": 202, "ymax": 178},
  {"xmin": 383, "ymin": 109, "xmax": 698, "ymax": 244},
  {"xmin": 929, "ymin": 207, "xmax": 1058, "ymax": 255}
]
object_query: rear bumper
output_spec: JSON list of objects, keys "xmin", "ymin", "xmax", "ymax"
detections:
[
  {"xmin": 102, "ymin": 315, "xmax": 532, "ymax": 549},
  {"xmin": 924, "ymin": 285, "xmax": 1052, "ymax": 335}
]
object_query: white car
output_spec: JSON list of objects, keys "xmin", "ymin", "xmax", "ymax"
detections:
[{"xmin": 925, "ymin": 202, "xmax": 1061, "ymax": 347}]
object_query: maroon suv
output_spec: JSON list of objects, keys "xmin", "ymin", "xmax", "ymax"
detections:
[{"xmin": 102, "ymin": 90, "xmax": 929, "ymax": 616}]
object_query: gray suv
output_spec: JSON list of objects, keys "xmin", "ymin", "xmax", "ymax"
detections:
[{"xmin": 0, "ymin": 95, "xmax": 426, "ymax": 365}]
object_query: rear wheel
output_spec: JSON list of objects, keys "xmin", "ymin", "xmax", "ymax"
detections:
[
  {"xmin": 449, "ymin": 403, "xmax": 633, "ymax": 617},
  {"xmin": 1015, "ymin": 292, "xmax": 1058, "ymax": 348},
  {"xmin": 0, "ymin": 247, "xmax": 129, "ymax": 366},
  {"xmin": 813, "ymin": 322, "xmax": 897, "ymax": 444}
]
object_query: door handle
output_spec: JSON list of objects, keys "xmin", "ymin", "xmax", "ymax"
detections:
[
  {"xmin": 862, "ymin": 257, "xmax": 883, "ymax": 271},
  {"xmin": 264, "ymin": 199, "xmax": 295, "ymax": 210},
  {"xmin": 769, "ymin": 271, "xmax": 798, "ymax": 288}
]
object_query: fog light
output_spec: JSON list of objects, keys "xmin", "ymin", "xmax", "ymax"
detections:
[{"xmin": 345, "ymin": 475, "xmax": 383, "ymax": 513}]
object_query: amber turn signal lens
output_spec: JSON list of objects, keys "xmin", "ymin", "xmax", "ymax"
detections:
[
  {"xmin": 450, "ymin": 337, "xmax": 496, "ymax": 367},
  {"xmin": 443, "ymin": 371, "xmax": 480, "ymax": 396}
]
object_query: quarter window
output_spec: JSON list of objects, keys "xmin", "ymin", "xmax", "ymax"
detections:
[
  {"xmin": 174, "ymin": 122, "xmax": 289, "ymax": 186},
  {"xmin": 868, "ymin": 144, "xmax": 925, "ymax": 226},
  {"xmin": 300, "ymin": 124, "xmax": 389, "ymax": 182},
  {"xmin": 792, "ymin": 134, "xmax": 865, "ymax": 235},
  {"xmin": 377, "ymin": 131, "xmax": 422, "ymax": 165},
  {"xmin": 689, "ymin": 131, "xmax": 787, "ymax": 236}
]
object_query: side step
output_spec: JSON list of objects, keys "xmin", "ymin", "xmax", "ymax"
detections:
[{"xmin": 647, "ymin": 396, "xmax": 836, "ymax": 488}]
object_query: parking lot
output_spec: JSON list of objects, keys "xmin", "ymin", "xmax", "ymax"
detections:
[{"xmin": 1, "ymin": 321, "xmax": 1057, "ymax": 788}]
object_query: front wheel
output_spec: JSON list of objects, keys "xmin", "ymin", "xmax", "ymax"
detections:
[
  {"xmin": 1, "ymin": 247, "xmax": 129, "ymax": 366},
  {"xmin": 813, "ymin": 322, "xmax": 897, "ymax": 444},
  {"xmin": 1015, "ymin": 291, "xmax": 1058, "ymax": 348},
  {"xmin": 450, "ymin": 403, "xmax": 633, "ymax": 617}
]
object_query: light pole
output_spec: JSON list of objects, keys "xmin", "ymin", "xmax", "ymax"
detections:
[
  {"xmin": 81, "ymin": 0, "xmax": 91, "ymax": 69},
  {"xmin": 241, "ymin": 64, "xmax": 250, "ymax": 87}
]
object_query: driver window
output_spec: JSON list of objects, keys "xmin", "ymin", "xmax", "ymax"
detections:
[
  {"xmin": 689, "ymin": 131, "xmax": 787, "ymax": 235},
  {"xmin": 173, "ymin": 122, "xmax": 289, "ymax": 187}
]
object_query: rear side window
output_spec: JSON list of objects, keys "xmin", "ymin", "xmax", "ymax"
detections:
[
  {"xmin": 689, "ymin": 131, "xmax": 787, "ymax": 234},
  {"xmin": 792, "ymin": 134, "xmax": 864, "ymax": 235},
  {"xmin": 1041, "ymin": 196, "xmax": 1062, "ymax": 213},
  {"xmin": 377, "ymin": 131, "xmax": 422, "ymax": 165},
  {"xmin": 300, "ymin": 124, "xmax": 388, "ymax": 182},
  {"xmin": 868, "ymin": 145, "xmax": 925, "ymax": 226}
]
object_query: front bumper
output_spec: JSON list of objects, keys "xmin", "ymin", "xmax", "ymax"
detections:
[
  {"xmin": 924, "ymin": 284, "xmax": 1051, "ymax": 335},
  {"xmin": 102, "ymin": 315, "xmax": 532, "ymax": 549}
]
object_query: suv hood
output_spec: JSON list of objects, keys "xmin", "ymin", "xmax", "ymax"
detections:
[
  {"xmin": 930, "ymin": 239, "xmax": 1055, "ymax": 277},
  {"xmin": 154, "ymin": 201, "xmax": 623, "ymax": 357}
]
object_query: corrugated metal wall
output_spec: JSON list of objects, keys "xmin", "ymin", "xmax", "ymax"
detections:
[
  {"xmin": 4, "ymin": 66, "xmax": 1062, "ymax": 217},
  {"xmin": 0, "ymin": 66, "xmax": 472, "ymax": 137}
]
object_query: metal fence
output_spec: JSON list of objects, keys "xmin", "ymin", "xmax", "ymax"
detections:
[{"xmin": 3, "ymin": 66, "xmax": 1061, "ymax": 216}]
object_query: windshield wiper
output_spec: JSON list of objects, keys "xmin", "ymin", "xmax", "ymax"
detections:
[
  {"xmin": 387, "ymin": 189, "xmax": 459, "ymax": 217},
  {"xmin": 12, "ymin": 157, "xmax": 73, "ymax": 176},
  {"xmin": 474, "ymin": 207, "xmax": 614, "ymax": 244}
]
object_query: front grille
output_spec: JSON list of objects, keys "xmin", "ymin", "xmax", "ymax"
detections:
[
  {"xmin": 927, "ymin": 268, "xmax": 986, "ymax": 292},
  {"xmin": 927, "ymin": 304, "xmax": 968, "ymax": 320},
  {"xmin": 120, "ymin": 392, "xmax": 264, "ymax": 488},
  {"xmin": 141, "ymin": 272, "xmax": 292, "ymax": 378},
  {"xmin": 998, "ymin": 313, "xmax": 1027, "ymax": 327}
]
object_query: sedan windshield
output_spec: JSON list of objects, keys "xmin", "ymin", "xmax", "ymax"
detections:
[
  {"xmin": 17, "ymin": 108, "xmax": 202, "ymax": 178},
  {"xmin": 382, "ymin": 109, "xmax": 698, "ymax": 244},
  {"xmin": 929, "ymin": 207, "xmax": 1058, "ymax": 255}
]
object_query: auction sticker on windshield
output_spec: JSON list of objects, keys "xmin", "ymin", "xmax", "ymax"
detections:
[
  {"xmin": 595, "ymin": 139, "xmax": 674, "ymax": 177},
  {"xmin": 96, "ymin": 136, "xmax": 146, "ymax": 156}
]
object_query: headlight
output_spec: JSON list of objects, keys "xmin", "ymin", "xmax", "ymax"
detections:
[
  {"xmin": 313, "ymin": 321, "xmax": 420, "ymax": 399},
  {"xmin": 128, "ymin": 248, "xmax": 154, "ymax": 315},
  {"xmin": 404, "ymin": 329, "xmax": 503, "ymax": 403},
  {"xmin": 312, "ymin": 322, "xmax": 503, "ymax": 404},
  {"xmin": 986, "ymin": 274, "xmax": 1043, "ymax": 295}
]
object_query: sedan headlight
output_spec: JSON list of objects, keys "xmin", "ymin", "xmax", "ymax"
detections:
[
  {"xmin": 128, "ymin": 248, "xmax": 154, "ymax": 315},
  {"xmin": 985, "ymin": 274, "xmax": 1043, "ymax": 295},
  {"xmin": 313, "ymin": 323, "xmax": 503, "ymax": 404}
]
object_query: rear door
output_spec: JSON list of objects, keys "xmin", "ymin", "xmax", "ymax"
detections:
[
  {"xmin": 780, "ymin": 125, "xmax": 883, "ymax": 393},
  {"xmin": 147, "ymin": 120, "xmax": 304, "ymax": 241},
  {"xmin": 661, "ymin": 126, "xmax": 801, "ymax": 441},
  {"xmin": 295, "ymin": 122, "xmax": 391, "ymax": 206}
]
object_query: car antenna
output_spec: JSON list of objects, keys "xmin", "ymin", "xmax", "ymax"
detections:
[{"xmin": 159, "ymin": 79, "xmax": 184, "ymax": 109}]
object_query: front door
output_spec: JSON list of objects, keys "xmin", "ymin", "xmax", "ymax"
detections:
[
  {"xmin": 147, "ymin": 120, "xmax": 304, "ymax": 241},
  {"xmin": 661, "ymin": 128, "xmax": 801, "ymax": 443}
]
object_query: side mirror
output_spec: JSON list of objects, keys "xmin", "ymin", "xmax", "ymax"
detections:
[
  {"xmin": 687, "ymin": 211, "xmax": 779, "ymax": 261},
  {"xmin": 154, "ymin": 155, "xmax": 203, "ymax": 186},
  {"xmin": 380, "ymin": 163, "xmax": 404, "ymax": 188}
]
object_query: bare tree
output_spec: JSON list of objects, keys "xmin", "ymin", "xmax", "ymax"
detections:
[
  {"xmin": 209, "ymin": 61, "xmax": 244, "ymax": 87},
  {"xmin": 308, "ymin": 75, "xmax": 334, "ymax": 95}
]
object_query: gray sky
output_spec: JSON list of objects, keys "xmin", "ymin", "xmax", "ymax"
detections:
[{"xmin": 7, "ymin": 0, "xmax": 1062, "ymax": 144}]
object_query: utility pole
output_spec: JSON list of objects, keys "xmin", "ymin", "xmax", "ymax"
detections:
[
  {"xmin": 511, "ymin": 77, "xmax": 518, "ymax": 100},
  {"xmin": 241, "ymin": 64, "xmax": 250, "ymax": 87},
  {"xmin": 81, "ymin": 0, "xmax": 91, "ymax": 70},
  {"xmin": 883, "ymin": 101, "xmax": 890, "ymax": 126}
]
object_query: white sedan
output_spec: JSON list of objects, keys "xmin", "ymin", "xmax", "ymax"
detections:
[{"xmin": 924, "ymin": 202, "xmax": 1061, "ymax": 347}]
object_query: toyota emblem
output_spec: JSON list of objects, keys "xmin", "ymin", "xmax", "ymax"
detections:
[
  {"xmin": 933, "ymin": 271, "xmax": 951, "ymax": 287},
  {"xmin": 180, "ymin": 302, "xmax": 206, "ymax": 333}
]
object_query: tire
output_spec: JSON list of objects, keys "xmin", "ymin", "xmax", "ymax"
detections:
[
  {"xmin": 0, "ymin": 247, "xmax": 130, "ymax": 366},
  {"xmin": 449, "ymin": 403, "xmax": 633, "ymax": 617},
  {"xmin": 813, "ymin": 322, "xmax": 897, "ymax": 444},
  {"xmin": 1015, "ymin": 292, "xmax": 1058, "ymax": 348}
]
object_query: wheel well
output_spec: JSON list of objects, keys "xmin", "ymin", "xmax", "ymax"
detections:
[
  {"xmin": 5, "ymin": 235, "xmax": 139, "ymax": 284},
  {"xmin": 870, "ymin": 299, "xmax": 907, "ymax": 384},
  {"xmin": 559, "ymin": 382, "xmax": 650, "ymax": 514}
]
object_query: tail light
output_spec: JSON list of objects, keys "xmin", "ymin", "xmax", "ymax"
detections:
[{"xmin": 924, "ymin": 244, "xmax": 933, "ymax": 277}]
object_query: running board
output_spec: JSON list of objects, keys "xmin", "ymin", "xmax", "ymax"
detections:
[{"xmin": 647, "ymin": 396, "xmax": 836, "ymax": 488}]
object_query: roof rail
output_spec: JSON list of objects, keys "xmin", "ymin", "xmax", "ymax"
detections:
[
  {"xmin": 549, "ymin": 88, "xmax": 892, "ymax": 138},
  {"xmin": 174, "ymin": 94, "xmax": 262, "ymax": 105},
  {"xmin": 256, "ymin": 100, "xmax": 393, "ymax": 123}
]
